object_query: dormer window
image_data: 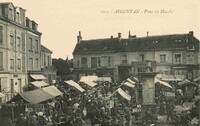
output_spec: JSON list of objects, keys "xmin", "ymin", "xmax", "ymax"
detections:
[
  {"xmin": 83, "ymin": 48, "xmax": 87, "ymax": 51},
  {"xmin": 153, "ymin": 41, "xmax": 158, "ymax": 43},
  {"xmin": 9, "ymin": 8, "xmax": 13, "ymax": 20},
  {"xmin": 16, "ymin": 12, "xmax": 20, "ymax": 22},
  {"xmin": 103, "ymin": 46, "xmax": 108, "ymax": 50}
]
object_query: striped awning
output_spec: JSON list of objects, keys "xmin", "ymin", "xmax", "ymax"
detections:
[
  {"xmin": 117, "ymin": 88, "xmax": 131, "ymax": 101},
  {"xmin": 123, "ymin": 82, "xmax": 135, "ymax": 88}
]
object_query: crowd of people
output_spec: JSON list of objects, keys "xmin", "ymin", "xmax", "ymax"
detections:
[{"xmin": 0, "ymin": 77, "xmax": 199, "ymax": 126}]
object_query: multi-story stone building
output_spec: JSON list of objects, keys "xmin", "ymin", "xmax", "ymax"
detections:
[
  {"xmin": 0, "ymin": 2, "xmax": 54, "ymax": 101},
  {"xmin": 0, "ymin": 3, "xmax": 27, "ymax": 100},
  {"xmin": 73, "ymin": 31, "xmax": 200, "ymax": 82},
  {"xmin": 41, "ymin": 45, "xmax": 57, "ymax": 85}
]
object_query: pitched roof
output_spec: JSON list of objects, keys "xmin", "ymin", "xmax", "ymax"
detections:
[
  {"xmin": 73, "ymin": 33, "xmax": 199, "ymax": 55},
  {"xmin": 41, "ymin": 45, "xmax": 53, "ymax": 54},
  {"xmin": 73, "ymin": 38, "xmax": 121, "ymax": 54}
]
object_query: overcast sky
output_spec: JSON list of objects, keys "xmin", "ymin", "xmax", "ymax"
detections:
[{"xmin": 2, "ymin": 0, "xmax": 200, "ymax": 59}]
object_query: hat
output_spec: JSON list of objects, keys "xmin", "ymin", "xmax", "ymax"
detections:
[
  {"xmin": 32, "ymin": 115, "xmax": 37, "ymax": 118},
  {"xmin": 37, "ymin": 112, "xmax": 44, "ymax": 116}
]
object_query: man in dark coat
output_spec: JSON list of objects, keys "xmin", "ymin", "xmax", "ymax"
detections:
[
  {"xmin": 15, "ymin": 114, "xmax": 27, "ymax": 126},
  {"xmin": 29, "ymin": 115, "xmax": 39, "ymax": 126}
]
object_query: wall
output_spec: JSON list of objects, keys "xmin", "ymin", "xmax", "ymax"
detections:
[{"xmin": 26, "ymin": 31, "xmax": 41, "ymax": 71}]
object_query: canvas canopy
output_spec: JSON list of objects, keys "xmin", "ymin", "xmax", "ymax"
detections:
[
  {"xmin": 123, "ymin": 82, "xmax": 135, "ymax": 88},
  {"xmin": 82, "ymin": 81, "xmax": 97, "ymax": 87},
  {"xmin": 117, "ymin": 88, "xmax": 131, "ymax": 101},
  {"xmin": 155, "ymin": 78, "xmax": 172, "ymax": 88},
  {"xmin": 127, "ymin": 78, "xmax": 136, "ymax": 84},
  {"xmin": 65, "ymin": 80, "xmax": 85, "ymax": 92},
  {"xmin": 160, "ymin": 74, "xmax": 184, "ymax": 81},
  {"xmin": 42, "ymin": 86, "xmax": 63, "ymax": 97},
  {"xmin": 80, "ymin": 76, "xmax": 112, "ymax": 82},
  {"xmin": 178, "ymin": 79, "xmax": 198, "ymax": 87},
  {"xmin": 97, "ymin": 77, "xmax": 112, "ymax": 82},
  {"xmin": 18, "ymin": 86, "xmax": 62, "ymax": 104},
  {"xmin": 30, "ymin": 74, "xmax": 46, "ymax": 80},
  {"xmin": 31, "ymin": 81, "xmax": 49, "ymax": 88},
  {"xmin": 80, "ymin": 76, "xmax": 98, "ymax": 82},
  {"xmin": 193, "ymin": 77, "xmax": 200, "ymax": 82}
]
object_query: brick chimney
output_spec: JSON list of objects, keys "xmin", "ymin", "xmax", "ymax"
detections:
[
  {"xmin": 118, "ymin": 33, "xmax": 122, "ymax": 39},
  {"xmin": 147, "ymin": 31, "xmax": 149, "ymax": 37},
  {"xmin": 77, "ymin": 31, "xmax": 82, "ymax": 43},
  {"xmin": 189, "ymin": 31, "xmax": 194, "ymax": 36},
  {"xmin": 128, "ymin": 31, "xmax": 131, "ymax": 38}
]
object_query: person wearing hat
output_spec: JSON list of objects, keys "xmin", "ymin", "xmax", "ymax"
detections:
[
  {"xmin": 15, "ymin": 113, "xmax": 27, "ymax": 126},
  {"xmin": 37, "ymin": 113, "xmax": 47, "ymax": 126},
  {"xmin": 29, "ymin": 114, "xmax": 39, "ymax": 126}
]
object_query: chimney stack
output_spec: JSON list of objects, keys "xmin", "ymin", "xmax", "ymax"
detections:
[
  {"xmin": 189, "ymin": 31, "xmax": 194, "ymax": 36},
  {"xmin": 128, "ymin": 31, "xmax": 131, "ymax": 38},
  {"xmin": 147, "ymin": 31, "xmax": 149, "ymax": 37},
  {"xmin": 118, "ymin": 33, "xmax": 122, "ymax": 39},
  {"xmin": 111, "ymin": 35, "xmax": 113, "ymax": 39},
  {"xmin": 77, "ymin": 31, "xmax": 82, "ymax": 43}
]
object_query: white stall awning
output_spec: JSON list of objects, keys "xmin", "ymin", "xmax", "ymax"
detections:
[
  {"xmin": 65, "ymin": 80, "xmax": 85, "ymax": 92},
  {"xmin": 31, "ymin": 81, "xmax": 49, "ymax": 88},
  {"xmin": 117, "ymin": 88, "xmax": 131, "ymax": 101},
  {"xmin": 30, "ymin": 74, "xmax": 46, "ymax": 80},
  {"xmin": 124, "ymin": 82, "xmax": 135, "ymax": 88}
]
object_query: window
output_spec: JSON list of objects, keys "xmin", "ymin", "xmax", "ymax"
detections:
[
  {"xmin": 137, "ymin": 67, "xmax": 146, "ymax": 73},
  {"xmin": 35, "ymin": 40, "xmax": 39, "ymax": 51},
  {"xmin": 108, "ymin": 56, "xmax": 112, "ymax": 67},
  {"xmin": 47, "ymin": 56, "xmax": 50, "ymax": 66},
  {"xmin": 29, "ymin": 58, "xmax": 33, "ymax": 70},
  {"xmin": 16, "ymin": 12, "xmax": 20, "ymax": 22},
  {"xmin": 17, "ymin": 37, "xmax": 20, "ymax": 49},
  {"xmin": 174, "ymin": 54, "xmax": 181, "ymax": 63},
  {"xmin": 9, "ymin": 8, "xmax": 13, "ymax": 20},
  {"xmin": 101, "ymin": 56, "xmax": 108, "ymax": 67},
  {"xmin": 0, "ymin": 26, "xmax": 3, "ymax": 44},
  {"xmin": 122, "ymin": 55, "xmax": 127, "ymax": 64},
  {"xmin": 44, "ymin": 54, "xmax": 46, "ymax": 66},
  {"xmin": 10, "ymin": 59, "xmax": 14, "ymax": 69},
  {"xmin": 21, "ymin": 33, "xmax": 25, "ymax": 52},
  {"xmin": 0, "ymin": 52, "xmax": 3, "ymax": 69},
  {"xmin": 160, "ymin": 54, "xmax": 166, "ymax": 63},
  {"xmin": 98, "ymin": 57, "xmax": 101, "ymax": 67},
  {"xmin": 10, "ymin": 35, "xmax": 14, "ymax": 46},
  {"xmin": 81, "ymin": 57, "xmax": 87, "ymax": 67},
  {"xmin": 140, "ymin": 54, "xmax": 145, "ymax": 62},
  {"xmin": 17, "ymin": 59, "xmax": 21, "ymax": 70},
  {"xmin": 29, "ymin": 38, "xmax": 33, "ymax": 49},
  {"xmin": 174, "ymin": 69, "xmax": 186, "ymax": 75},
  {"xmin": 35, "ymin": 59, "xmax": 39, "ymax": 69},
  {"xmin": 91, "ymin": 57, "xmax": 97, "ymax": 68},
  {"xmin": 77, "ymin": 60, "xmax": 80, "ymax": 68}
]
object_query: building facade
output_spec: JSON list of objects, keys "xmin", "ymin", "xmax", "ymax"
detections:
[
  {"xmin": 0, "ymin": 2, "xmax": 54, "ymax": 101},
  {"xmin": 41, "ymin": 45, "xmax": 57, "ymax": 85},
  {"xmin": 73, "ymin": 31, "xmax": 200, "ymax": 82}
]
